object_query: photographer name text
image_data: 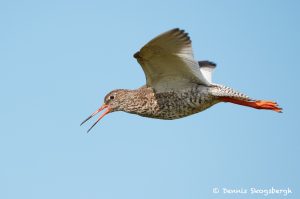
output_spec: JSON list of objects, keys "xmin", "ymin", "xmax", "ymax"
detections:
[{"xmin": 212, "ymin": 187, "xmax": 292, "ymax": 196}]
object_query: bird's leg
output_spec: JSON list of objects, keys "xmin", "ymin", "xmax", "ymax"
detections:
[{"xmin": 220, "ymin": 97, "xmax": 282, "ymax": 113}]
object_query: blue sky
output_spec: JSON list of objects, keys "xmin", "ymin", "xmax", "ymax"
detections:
[{"xmin": 1, "ymin": 0, "xmax": 299, "ymax": 198}]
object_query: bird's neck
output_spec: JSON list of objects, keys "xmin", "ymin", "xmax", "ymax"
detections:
[{"xmin": 119, "ymin": 87, "xmax": 154, "ymax": 114}]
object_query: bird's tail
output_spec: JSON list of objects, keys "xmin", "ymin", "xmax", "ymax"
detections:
[{"xmin": 210, "ymin": 84, "xmax": 282, "ymax": 113}]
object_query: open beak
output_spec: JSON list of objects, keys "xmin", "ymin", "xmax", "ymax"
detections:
[{"xmin": 80, "ymin": 104, "xmax": 111, "ymax": 133}]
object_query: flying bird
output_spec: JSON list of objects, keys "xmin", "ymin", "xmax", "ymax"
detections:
[{"xmin": 81, "ymin": 28, "xmax": 282, "ymax": 132}]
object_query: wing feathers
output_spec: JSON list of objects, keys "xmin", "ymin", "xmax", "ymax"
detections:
[{"xmin": 134, "ymin": 28, "xmax": 210, "ymax": 92}]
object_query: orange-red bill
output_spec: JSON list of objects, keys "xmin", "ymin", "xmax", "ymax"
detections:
[{"xmin": 80, "ymin": 104, "xmax": 111, "ymax": 133}]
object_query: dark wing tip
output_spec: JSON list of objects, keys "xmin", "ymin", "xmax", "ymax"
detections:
[
  {"xmin": 169, "ymin": 28, "xmax": 180, "ymax": 33},
  {"xmin": 198, "ymin": 60, "xmax": 217, "ymax": 68},
  {"xmin": 169, "ymin": 28, "xmax": 191, "ymax": 44},
  {"xmin": 133, "ymin": 51, "xmax": 140, "ymax": 59}
]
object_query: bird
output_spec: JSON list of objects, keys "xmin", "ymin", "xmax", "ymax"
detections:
[{"xmin": 81, "ymin": 28, "xmax": 282, "ymax": 132}]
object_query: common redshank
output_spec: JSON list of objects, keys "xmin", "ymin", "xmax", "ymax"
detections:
[{"xmin": 81, "ymin": 28, "xmax": 282, "ymax": 132}]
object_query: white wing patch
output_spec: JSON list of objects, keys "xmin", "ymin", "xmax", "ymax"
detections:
[{"xmin": 198, "ymin": 61, "xmax": 216, "ymax": 83}]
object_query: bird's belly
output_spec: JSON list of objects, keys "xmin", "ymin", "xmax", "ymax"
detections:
[{"xmin": 135, "ymin": 92, "xmax": 218, "ymax": 120}]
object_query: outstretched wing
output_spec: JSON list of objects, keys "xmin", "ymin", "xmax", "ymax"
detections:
[{"xmin": 134, "ymin": 28, "xmax": 210, "ymax": 92}]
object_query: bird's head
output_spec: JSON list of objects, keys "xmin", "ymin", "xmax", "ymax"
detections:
[
  {"xmin": 80, "ymin": 89, "xmax": 128, "ymax": 132},
  {"xmin": 102, "ymin": 89, "xmax": 131, "ymax": 113}
]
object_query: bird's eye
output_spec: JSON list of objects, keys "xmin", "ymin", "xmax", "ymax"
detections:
[{"xmin": 109, "ymin": 95, "xmax": 115, "ymax": 100}]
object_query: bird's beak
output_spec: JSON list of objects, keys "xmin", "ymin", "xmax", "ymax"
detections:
[{"xmin": 80, "ymin": 104, "xmax": 111, "ymax": 133}]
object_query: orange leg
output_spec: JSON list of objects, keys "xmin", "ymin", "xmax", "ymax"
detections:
[{"xmin": 220, "ymin": 97, "xmax": 282, "ymax": 113}]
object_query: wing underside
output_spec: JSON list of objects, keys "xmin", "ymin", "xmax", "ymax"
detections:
[{"xmin": 134, "ymin": 28, "xmax": 210, "ymax": 92}]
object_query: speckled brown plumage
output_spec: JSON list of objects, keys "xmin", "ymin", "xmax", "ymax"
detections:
[
  {"xmin": 81, "ymin": 28, "xmax": 282, "ymax": 132},
  {"xmin": 102, "ymin": 84, "xmax": 252, "ymax": 120}
]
